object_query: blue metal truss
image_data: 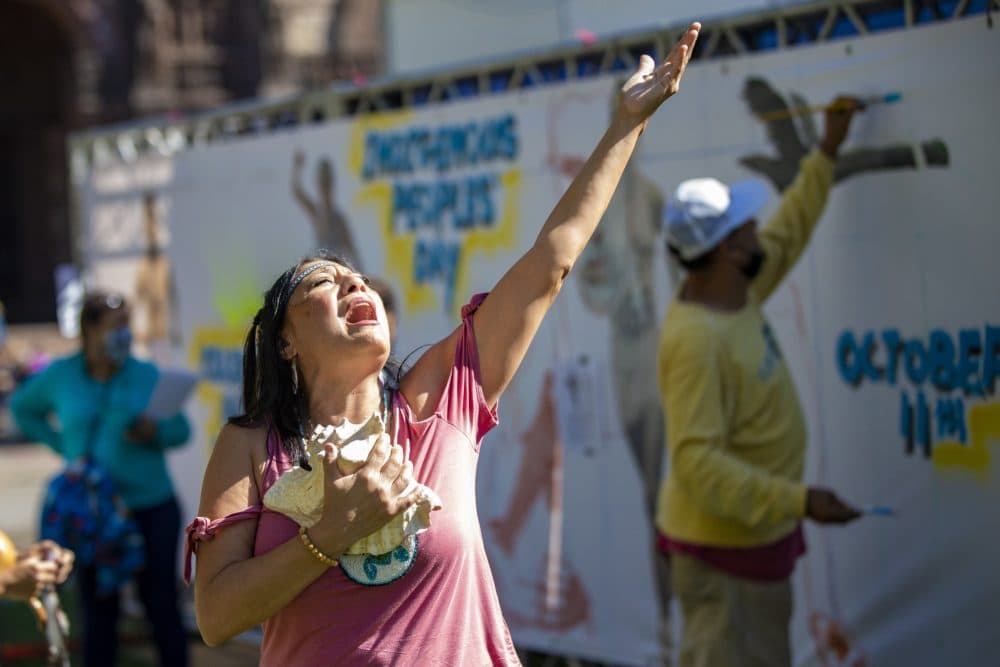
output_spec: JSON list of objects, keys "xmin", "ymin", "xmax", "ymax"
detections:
[{"xmin": 70, "ymin": 0, "xmax": 995, "ymax": 166}]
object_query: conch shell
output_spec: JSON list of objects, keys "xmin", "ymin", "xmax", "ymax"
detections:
[{"xmin": 262, "ymin": 413, "xmax": 442, "ymax": 555}]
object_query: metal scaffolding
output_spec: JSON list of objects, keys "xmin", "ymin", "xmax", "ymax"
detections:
[{"xmin": 68, "ymin": 0, "xmax": 994, "ymax": 169}]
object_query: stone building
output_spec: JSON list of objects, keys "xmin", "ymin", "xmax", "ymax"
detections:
[{"xmin": 0, "ymin": 0, "xmax": 383, "ymax": 323}]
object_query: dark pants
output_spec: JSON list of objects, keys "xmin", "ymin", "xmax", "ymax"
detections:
[{"xmin": 78, "ymin": 497, "xmax": 189, "ymax": 667}]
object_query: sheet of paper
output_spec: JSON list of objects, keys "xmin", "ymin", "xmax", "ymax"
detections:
[{"xmin": 144, "ymin": 368, "xmax": 199, "ymax": 419}]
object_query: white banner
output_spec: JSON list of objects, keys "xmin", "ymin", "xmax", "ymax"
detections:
[{"xmin": 79, "ymin": 17, "xmax": 1000, "ymax": 666}]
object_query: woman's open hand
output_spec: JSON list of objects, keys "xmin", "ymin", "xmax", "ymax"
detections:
[{"xmin": 617, "ymin": 22, "xmax": 701, "ymax": 124}]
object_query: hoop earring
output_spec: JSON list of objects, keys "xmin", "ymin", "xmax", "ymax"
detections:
[{"xmin": 291, "ymin": 362, "xmax": 299, "ymax": 395}]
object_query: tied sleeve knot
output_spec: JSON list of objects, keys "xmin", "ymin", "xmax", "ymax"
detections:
[
  {"xmin": 460, "ymin": 293, "xmax": 488, "ymax": 320},
  {"xmin": 183, "ymin": 507, "xmax": 263, "ymax": 584}
]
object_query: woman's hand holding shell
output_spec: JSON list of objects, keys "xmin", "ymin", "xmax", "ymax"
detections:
[{"xmin": 309, "ymin": 434, "xmax": 421, "ymax": 556}]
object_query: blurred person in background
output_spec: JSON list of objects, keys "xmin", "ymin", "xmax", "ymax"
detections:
[
  {"xmin": 11, "ymin": 292, "xmax": 192, "ymax": 667},
  {"xmin": 657, "ymin": 98, "xmax": 864, "ymax": 666}
]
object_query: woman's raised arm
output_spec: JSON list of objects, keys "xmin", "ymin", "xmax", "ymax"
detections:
[{"xmin": 470, "ymin": 23, "xmax": 701, "ymax": 407}]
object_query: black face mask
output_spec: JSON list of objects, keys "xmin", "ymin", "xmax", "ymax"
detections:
[{"xmin": 741, "ymin": 250, "xmax": 766, "ymax": 280}]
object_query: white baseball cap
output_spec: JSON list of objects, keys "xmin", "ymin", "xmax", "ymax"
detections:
[{"xmin": 663, "ymin": 177, "xmax": 770, "ymax": 261}]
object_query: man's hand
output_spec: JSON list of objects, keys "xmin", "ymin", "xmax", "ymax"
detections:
[
  {"xmin": 820, "ymin": 96, "xmax": 864, "ymax": 159},
  {"xmin": 125, "ymin": 416, "xmax": 158, "ymax": 443},
  {"xmin": 806, "ymin": 487, "xmax": 861, "ymax": 524}
]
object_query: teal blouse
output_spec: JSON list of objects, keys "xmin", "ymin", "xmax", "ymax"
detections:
[{"xmin": 11, "ymin": 353, "xmax": 191, "ymax": 510}]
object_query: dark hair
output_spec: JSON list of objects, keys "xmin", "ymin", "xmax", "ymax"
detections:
[
  {"xmin": 667, "ymin": 243, "xmax": 717, "ymax": 272},
  {"xmin": 228, "ymin": 250, "xmax": 400, "ymax": 464},
  {"xmin": 80, "ymin": 291, "xmax": 127, "ymax": 342}
]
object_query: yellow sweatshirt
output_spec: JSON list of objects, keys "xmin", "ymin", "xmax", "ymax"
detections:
[{"xmin": 655, "ymin": 149, "xmax": 835, "ymax": 547}]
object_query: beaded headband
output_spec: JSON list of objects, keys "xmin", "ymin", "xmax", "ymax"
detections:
[{"xmin": 274, "ymin": 260, "xmax": 340, "ymax": 318}]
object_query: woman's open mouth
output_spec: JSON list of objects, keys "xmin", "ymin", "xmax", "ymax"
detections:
[{"xmin": 345, "ymin": 299, "xmax": 378, "ymax": 325}]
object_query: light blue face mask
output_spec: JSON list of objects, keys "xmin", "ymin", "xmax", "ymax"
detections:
[
  {"xmin": 104, "ymin": 326, "xmax": 133, "ymax": 365},
  {"xmin": 0, "ymin": 314, "xmax": 6, "ymax": 348}
]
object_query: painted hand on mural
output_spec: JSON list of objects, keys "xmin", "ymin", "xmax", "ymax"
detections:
[
  {"xmin": 488, "ymin": 372, "xmax": 559, "ymax": 556},
  {"xmin": 616, "ymin": 23, "xmax": 700, "ymax": 124},
  {"xmin": 809, "ymin": 611, "xmax": 869, "ymax": 667},
  {"xmin": 739, "ymin": 78, "xmax": 949, "ymax": 192}
]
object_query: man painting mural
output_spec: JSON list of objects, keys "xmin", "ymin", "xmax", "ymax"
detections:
[{"xmin": 657, "ymin": 97, "xmax": 865, "ymax": 666}]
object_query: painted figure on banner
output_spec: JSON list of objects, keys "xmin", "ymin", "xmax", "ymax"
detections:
[
  {"xmin": 134, "ymin": 192, "xmax": 180, "ymax": 362},
  {"xmin": 292, "ymin": 151, "xmax": 361, "ymax": 268},
  {"xmin": 575, "ymin": 162, "xmax": 669, "ymax": 518},
  {"xmin": 488, "ymin": 371, "xmax": 594, "ymax": 634},
  {"xmin": 739, "ymin": 77, "xmax": 949, "ymax": 192},
  {"xmin": 551, "ymin": 90, "xmax": 676, "ymax": 655}
]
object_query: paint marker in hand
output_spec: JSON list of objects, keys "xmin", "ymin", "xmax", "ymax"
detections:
[
  {"xmin": 758, "ymin": 92, "xmax": 902, "ymax": 121},
  {"xmin": 861, "ymin": 92, "xmax": 902, "ymax": 107},
  {"xmin": 862, "ymin": 505, "xmax": 896, "ymax": 517}
]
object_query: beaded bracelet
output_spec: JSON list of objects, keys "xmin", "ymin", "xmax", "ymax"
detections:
[{"xmin": 298, "ymin": 526, "xmax": 340, "ymax": 568}]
